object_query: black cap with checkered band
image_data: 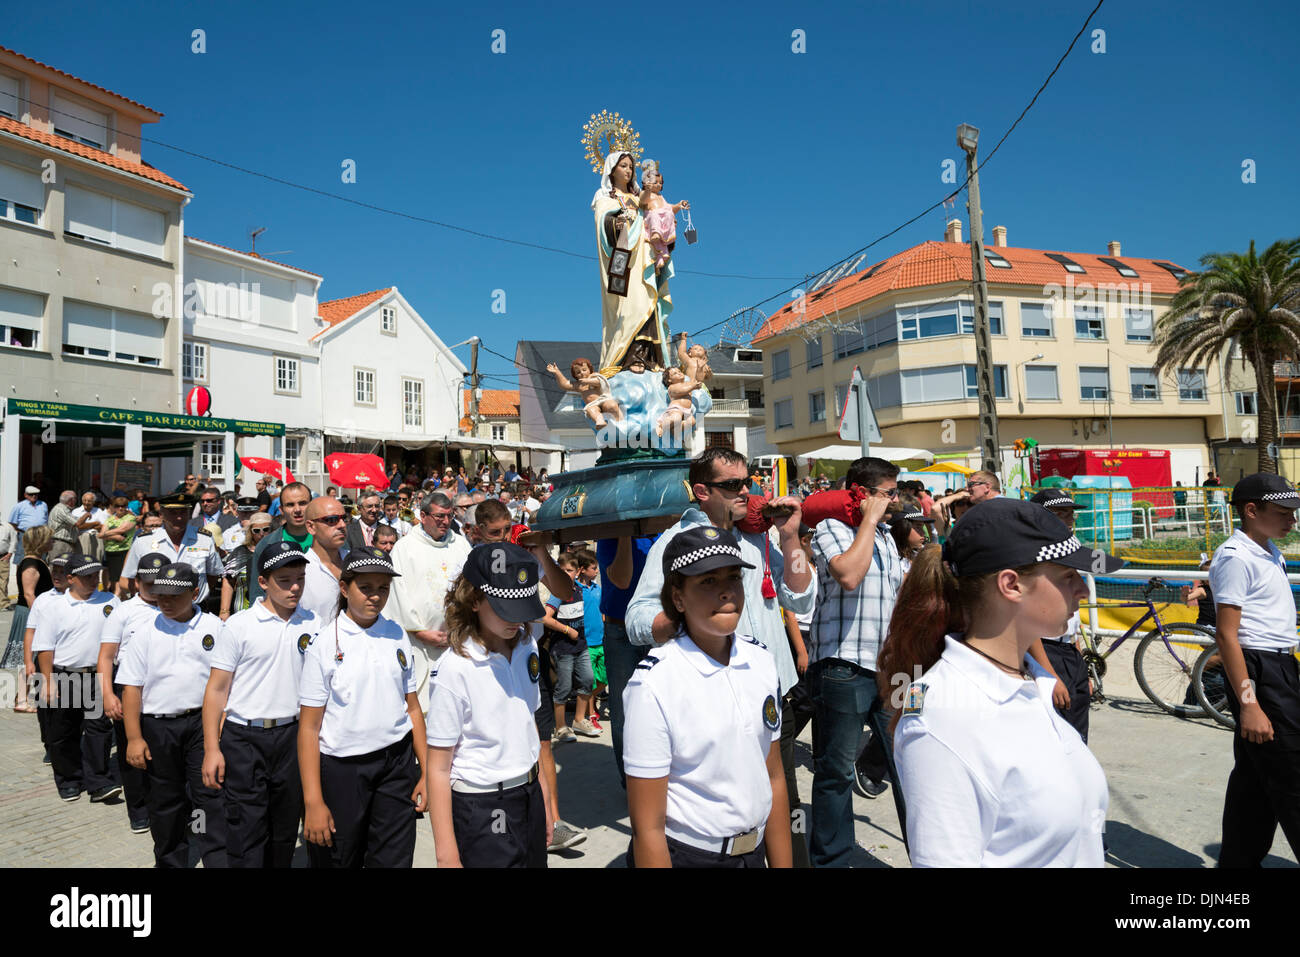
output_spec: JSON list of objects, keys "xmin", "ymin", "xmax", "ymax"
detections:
[
  {"xmin": 341, "ymin": 546, "xmax": 402, "ymax": 578},
  {"xmin": 135, "ymin": 552, "xmax": 172, "ymax": 582},
  {"xmin": 1029, "ymin": 489, "xmax": 1085, "ymax": 511},
  {"xmin": 150, "ymin": 563, "xmax": 200, "ymax": 592},
  {"xmin": 462, "ymin": 542, "xmax": 545, "ymax": 623},
  {"xmin": 941, "ymin": 497, "xmax": 1124, "ymax": 577},
  {"xmin": 66, "ymin": 553, "xmax": 103, "ymax": 577},
  {"xmin": 900, "ymin": 504, "xmax": 935, "ymax": 524},
  {"xmin": 662, "ymin": 525, "xmax": 756, "ymax": 578},
  {"xmin": 1230, "ymin": 472, "xmax": 1300, "ymax": 509},
  {"xmin": 257, "ymin": 540, "xmax": 310, "ymax": 577}
]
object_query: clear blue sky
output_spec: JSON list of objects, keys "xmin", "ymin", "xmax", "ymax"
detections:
[{"xmin": 9, "ymin": 0, "xmax": 1299, "ymax": 388}]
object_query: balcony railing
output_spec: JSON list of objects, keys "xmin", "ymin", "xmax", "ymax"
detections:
[
  {"xmin": 710, "ymin": 398, "xmax": 758, "ymax": 416},
  {"xmin": 1275, "ymin": 361, "xmax": 1300, "ymax": 377},
  {"xmin": 1281, "ymin": 416, "xmax": 1300, "ymax": 434}
]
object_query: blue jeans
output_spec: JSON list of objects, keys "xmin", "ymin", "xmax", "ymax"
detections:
[
  {"xmin": 552, "ymin": 648, "xmax": 593, "ymax": 704},
  {"xmin": 808, "ymin": 658, "xmax": 904, "ymax": 868},
  {"xmin": 602, "ymin": 619, "xmax": 648, "ymax": 784}
]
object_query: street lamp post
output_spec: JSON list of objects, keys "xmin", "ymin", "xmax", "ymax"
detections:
[
  {"xmin": 958, "ymin": 123, "xmax": 1000, "ymax": 475},
  {"xmin": 1016, "ymin": 353, "xmax": 1045, "ymax": 414}
]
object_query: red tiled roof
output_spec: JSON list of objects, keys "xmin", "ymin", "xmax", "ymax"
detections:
[
  {"xmin": 0, "ymin": 45, "xmax": 162, "ymax": 115},
  {"xmin": 753, "ymin": 240, "xmax": 1189, "ymax": 343},
  {"xmin": 312, "ymin": 288, "xmax": 393, "ymax": 340},
  {"xmin": 0, "ymin": 115, "xmax": 187, "ymax": 191},
  {"xmin": 460, "ymin": 390, "xmax": 520, "ymax": 432},
  {"xmin": 188, "ymin": 236, "xmax": 322, "ymax": 278}
]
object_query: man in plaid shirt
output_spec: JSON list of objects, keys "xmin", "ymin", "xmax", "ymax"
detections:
[{"xmin": 808, "ymin": 456, "xmax": 907, "ymax": 867}]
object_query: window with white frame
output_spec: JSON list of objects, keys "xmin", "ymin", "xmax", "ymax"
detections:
[
  {"xmin": 199, "ymin": 439, "xmax": 225, "ymax": 479},
  {"xmin": 274, "ymin": 355, "xmax": 299, "ymax": 395},
  {"xmin": 1129, "ymin": 367, "xmax": 1160, "ymax": 401},
  {"xmin": 182, "ymin": 341, "xmax": 207, "ymax": 382},
  {"xmin": 402, "ymin": 377, "xmax": 424, "ymax": 428},
  {"xmin": 0, "ymin": 162, "xmax": 44, "ymax": 227},
  {"xmin": 1079, "ymin": 366, "xmax": 1109, "ymax": 400},
  {"xmin": 772, "ymin": 349, "xmax": 791, "ymax": 380},
  {"xmin": 806, "ymin": 336, "xmax": 823, "ymax": 369},
  {"xmin": 833, "ymin": 321, "xmax": 866, "ymax": 358},
  {"xmin": 1177, "ymin": 369, "xmax": 1207, "ymax": 400},
  {"xmin": 0, "ymin": 287, "xmax": 43, "ymax": 350},
  {"xmin": 491, "ymin": 424, "xmax": 506, "ymax": 442},
  {"xmin": 963, "ymin": 365, "xmax": 1009, "ymax": 400},
  {"xmin": 64, "ymin": 185, "xmax": 166, "ymax": 259},
  {"xmin": 1023, "ymin": 364, "xmax": 1059, "ymax": 401},
  {"xmin": 809, "ymin": 390, "xmax": 826, "ymax": 423},
  {"xmin": 62, "ymin": 301, "xmax": 163, "ymax": 365},
  {"xmin": 282, "ymin": 436, "xmax": 301, "ymax": 475},
  {"xmin": 0, "ymin": 74, "xmax": 19, "ymax": 119},
  {"xmin": 900, "ymin": 364, "xmax": 1009, "ymax": 404},
  {"xmin": 381, "ymin": 305, "xmax": 397, "ymax": 335},
  {"xmin": 1074, "ymin": 305, "xmax": 1105, "ymax": 340},
  {"xmin": 51, "ymin": 93, "xmax": 109, "ymax": 149},
  {"xmin": 774, "ymin": 398, "xmax": 793, "ymax": 429},
  {"xmin": 1234, "ymin": 391, "xmax": 1257, "ymax": 415},
  {"xmin": 1021, "ymin": 302, "xmax": 1054, "ymax": 338},
  {"xmin": 355, "ymin": 368, "xmax": 375, "ymax": 406},
  {"xmin": 959, "ymin": 300, "xmax": 1004, "ymax": 336},
  {"xmin": 1124, "ymin": 308, "xmax": 1154, "ymax": 342}
]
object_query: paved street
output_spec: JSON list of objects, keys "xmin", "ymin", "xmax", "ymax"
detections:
[{"xmin": 0, "ymin": 604, "xmax": 1294, "ymax": 868}]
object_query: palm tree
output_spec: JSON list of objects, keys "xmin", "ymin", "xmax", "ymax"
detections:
[{"xmin": 1153, "ymin": 237, "xmax": 1300, "ymax": 474}]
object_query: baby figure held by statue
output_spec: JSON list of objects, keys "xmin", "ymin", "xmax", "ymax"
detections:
[
  {"xmin": 656, "ymin": 366, "xmax": 704, "ymax": 437},
  {"xmin": 638, "ymin": 161, "xmax": 689, "ymax": 269},
  {"xmin": 548, "ymin": 358, "xmax": 622, "ymax": 429}
]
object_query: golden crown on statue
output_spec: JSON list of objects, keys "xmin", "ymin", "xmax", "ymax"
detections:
[{"xmin": 582, "ymin": 110, "xmax": 643, "ymax": 173}]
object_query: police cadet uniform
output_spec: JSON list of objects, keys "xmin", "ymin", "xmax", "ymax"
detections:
[
  {"xmin": 1210, "ymin": 473, "xmax": 1300, "ymax": 867},
  {"xmin": 895, "ymin": 499, "xmax": 1117, "ymax": 867},
  {"xmin": 623, "ymin": 526, "xmax": 783, "ymax": 868},
  {"xmin": 26, "ymin": 553, "xmax": 69, "ymax": 763},
  {"xmin": 298, "ymin": 547, "xmax": 421, "ymax": 868},
  {"xmin": 101, "ymin": 552, "xmax": 170, "ymax": 831},
  {"xmin": 209, "ymin": 541, "xmax": 319, "ymax": 868},
  {"xmin": 116, "ymin": 563, "xmax": 227, "ymax": 868},
  {"xmin": 122, "ymin": 493, "xmax": 224, "ymax": 605},
  {"xmin": 426, "ymin": 543, "xmax": 548, "ymax": 868},
  {"xmin": 1029, "ymin": 489, "xmax": 1091, "ymax": 741},
  {"xmin": 31, "ymin": 554, "xmax": 121, "ymax": 802}
]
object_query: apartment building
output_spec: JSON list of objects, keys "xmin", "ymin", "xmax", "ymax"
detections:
[{"xmin": 753, "ymin": 223, "xmax": 1257, "ymax": 485}]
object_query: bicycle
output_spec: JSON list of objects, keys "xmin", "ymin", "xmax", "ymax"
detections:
[
  {"xmin": 1191, "ymin": 645, "xmax": 1234, "ymax": 730},
  {"xmin": 1078, "ymin": 577, "xmax": 1218, "ymax": 718}
]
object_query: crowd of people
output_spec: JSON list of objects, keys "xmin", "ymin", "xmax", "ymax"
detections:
[{"xmin": 1, "ymin": 451, "xmax": 1296, "ymax": 869}]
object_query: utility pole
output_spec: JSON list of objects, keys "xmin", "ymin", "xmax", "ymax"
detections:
[
  {"xmin": 468, "ymin": 336, "xmax": 482, "ymax": 436},
  {"xmin": 958, "ymin": 123, "xmax": 1000, "ymax": 475}
]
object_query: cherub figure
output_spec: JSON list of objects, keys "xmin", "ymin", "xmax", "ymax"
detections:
[
  {"xmin": 547, "ymin": 357, "xmax": 622, "ymax": 429},
  {"xmin": 676, "ymin": 332, "xmax": 711, "ymax": 384},
  {"xmin": 638, "ymin": 162, "xmax": 689, "ymax": 268},
  {"xmin": 656, "ymin": 366, "xmax": 704, "ymax": 437}
]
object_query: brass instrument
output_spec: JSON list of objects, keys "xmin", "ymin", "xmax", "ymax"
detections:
[{"xmin": 399, "ymin": 507, "xmax": 416, "ymax": 524}]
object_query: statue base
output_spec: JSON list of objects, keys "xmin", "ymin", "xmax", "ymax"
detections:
[{"xmin": 532, "ymin": 453, "xmax": 693, "ymax": 544}]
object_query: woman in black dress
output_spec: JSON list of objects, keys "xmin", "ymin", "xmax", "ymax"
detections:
[{"xmin": 2, "ymin": 526, "xmax": 54, "ymax": 711}]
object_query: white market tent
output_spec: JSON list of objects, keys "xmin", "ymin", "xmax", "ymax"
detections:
[{"xmin": 800, "ymin": 444, "xmax": 935, "ymax": 464}]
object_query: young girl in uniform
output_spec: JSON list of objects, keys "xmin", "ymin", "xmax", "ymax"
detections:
[
  {"xmin": 298, "ymin": 546, "xmax": 427, "ymax": 868},
  {"xmin": 879, "ymin": 497, "xmax": 1120, "ymax": 867},
  {"xmin": 623, "ymin": 525, "xmax": 792, "ymax": 868},
  {"xmin": 426, "ymin": 542, "xmax": 552, "ymax": 868}
]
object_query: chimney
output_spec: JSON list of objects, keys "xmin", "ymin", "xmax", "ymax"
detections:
[
  {"xmin": 992, "ymin": 225, "xmax": 1007, "ymax": 248},
  {"xmin": 1107, "ymin": 240, "xmax": 1121, "ymax": 257},
  {"xmin": 944, "ymin": 219, "xmax": 963, "ymax": 244}
]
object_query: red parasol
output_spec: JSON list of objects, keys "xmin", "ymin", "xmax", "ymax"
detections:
[
  {"xmin": 242, "ymin": 456, "xmax": 295, "ymax": 483},
  {"xmin": 326, "ymin": 452, "xmax": 387, "ymax": 489}
]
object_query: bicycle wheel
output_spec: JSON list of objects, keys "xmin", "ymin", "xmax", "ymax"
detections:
[
  {"xmin": 1192, "ymin": 644, "xmax": 1236, "ymax": 730},
  {"xmin": 1133, "ymin": 622, "xmax": 1217, "ymax": 718}
]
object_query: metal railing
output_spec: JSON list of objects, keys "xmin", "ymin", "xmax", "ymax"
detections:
[
  {"xmin": 1275, "ymin": 361, "xmax": 1300, "ymax": 377},
  {"xmin": 710, "ymin": 398, "xmax": 758, "ymax": 415},
  {"xmin": 1281, "ymin": 416, "xmax": 1300, "ymax": 433}
]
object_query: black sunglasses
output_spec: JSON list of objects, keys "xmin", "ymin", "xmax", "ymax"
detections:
[
  {"xmin": 311, "ymin": 514, "xmax": 347, "ymax": 526},
  {"xmin": 704, "ymin": 478, "xmax": 749, "ymax": 494}
]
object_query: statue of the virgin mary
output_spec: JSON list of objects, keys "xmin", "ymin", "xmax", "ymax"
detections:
[{"xmin": 584, "ymin": 111, "xmax": 672, "ymax": 376}]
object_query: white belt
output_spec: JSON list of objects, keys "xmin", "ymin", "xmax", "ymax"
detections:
[
  {"xmin": 225, "ymin": 715, "xmax": 298, "ymax": 728},
  {"xmin": 450, "ymin": 764, "xmax": 538, "ymax": 794},
  {"xmin": 664, "ymin": 822, "xmax": 765, "ymax": 856}
]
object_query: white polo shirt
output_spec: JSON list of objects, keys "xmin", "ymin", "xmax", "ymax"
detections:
[
  {"xmin": 299, "ymin": 548, "xmax": 343, "ymax": 626},
  {"xmin": 101, "ymin": 594, "xmax": 158, "ymax": 664},
  {"xmin": 211, "ymin": 600, "xmax": 320, "ymax": 722},
  {"xmin": 116, "ymin": 608, "xmax": 224, "ymax": 714},
  {"xmin": 31, "ymin": 590, "xmax": 119, "ymax": 668},
  {"xmin": 299, "ymin": 612, "xmax": 416, "ymax": 758},
  {"xmin": 25, "ymin": 587, "xmax": 66, "ymax": 640},
  {"xmin": 894, "ymin": 635, "xmax": 1109, "ymax": 868},
  {"xmin": 122, "ymin": 526, "xmax": 224, "ymax": 602},
  {"xmin": 622, "ymin": 630, "xmax": 782, "ymax": 842},
  {"xmin": 1209, "ymin": 529, "xmax": 1296, "ymax": 651},
  {"xmin": 426, "ymin": 624, "xmax": 542, "ymax": 787},
  {"xmin": 1046, "ymin": 611, "xmax": 1081, "ymax": 645}
]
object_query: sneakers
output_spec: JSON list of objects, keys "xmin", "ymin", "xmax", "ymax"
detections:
[
  {"xmin": 89, "ymin": 784, "xmax": 124, "ymax": 803},
  {"xmin": 548, "ymin": 820, "xmax": 588, "ymax": 852},
  {"xmin": 852, "ymin": 767, "xmax": 888, "ymax": 799},
  {"xmin": 571, "ymin": 718, "xmax": 601, "ymax": 738},
  {"xmin": 130, "ymin": 819, "xmax": 151, "ymax": 834},
  {"xmin": 58, "ymin": 787, "xmax": 81, "ymax": 802},
  {"xmin": 552, "ymin": 726, "xmax": 577, "ymax": 745},
  {"xmin": 588, "ymin": 714, "xmax": 603, "ymax": 732}
]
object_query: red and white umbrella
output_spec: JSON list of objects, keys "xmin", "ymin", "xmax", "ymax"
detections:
[
  {"xmin": 241, "ymin": 456, "xmax": 295, "ymax": 483},
  {"xmin": 326, "ymin": 452, "xmax": 387, "ymax": 489}
]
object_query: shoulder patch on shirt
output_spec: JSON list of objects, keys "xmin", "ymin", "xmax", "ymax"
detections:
[
  {"xmin": 635, "ymin": 655, "xmax": 663, "ymax": 671},
  {"xmin": 762, "ymin": 694, "xmax": 780, "ymax": 730},
  {"xmin": 527, "ymin": 652, "xmax": 540, "ymax": 683},
  {"xmin": 103, "ymin": 605, "xmax": 113, "ymax": 618},
  {"xmin": 397, "ymin": 648, "xmax": 409, "ymax": 670},
  {"xmin": 902, "ymin": 682, "xmax": 928, "ymax": 716},
  {"xmin": 298, "ymin": 633, "xmax": 313, "ymax": 653},
  {"xmin": 741, "ymin": 635, "xmax": 768, "ymax": 650},
  {"xmin": 201, "ymin": 634, "xmax": 215, "ymax": 651}
]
